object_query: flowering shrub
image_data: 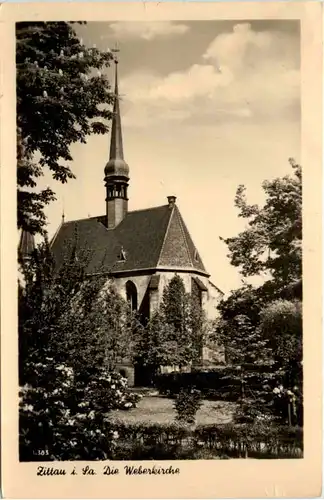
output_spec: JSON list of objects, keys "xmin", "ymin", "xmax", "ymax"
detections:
[
  {"xmin": 272, "ymin": 384, "xmax": 302, "ymax": 425},
  {"xmin": 174, "ymin": 388, "xmax": 202, "ymax": 425},
  {"xmin": 19, "ymin": 359, "xmax": 140, "ymax": 460}
]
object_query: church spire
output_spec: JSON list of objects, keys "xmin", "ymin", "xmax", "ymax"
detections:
[
  {"xmin": 104, "ymin": 49, "xmax": 130, "ymax": 229},
  {"xmin": 109, "ymin": 57, "xmax": 124, "ymax": 162}
]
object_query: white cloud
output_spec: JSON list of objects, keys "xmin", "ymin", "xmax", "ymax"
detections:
[
  {"xmin": 120, "ymin": 23, "xmax": 299, "ymax": 128},
  {"xmin": 109, "ymin": 21, "xmax": 189, "ymax": 41},
  {"xmin": 203, "ymin": 23, "xmax": 298, "ymax": 73}
]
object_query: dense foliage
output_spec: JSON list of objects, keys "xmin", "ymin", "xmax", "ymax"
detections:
[
  {"xmin": 221, "ymin": 158, "xmax": 301, "ymax": 285},
  {"xmin": 137, "ymin": 275, "xmax": 207, "ymax": 377},
  {"xmin": 19, "ymin": 239, "xmax": 141, "ymax": 386},
  {"xmin": 214, "ymin": 160, "xmax": 302, "ymax": 426},
  {"xmin": 19, "ymin": 238, "xmax": 141, "ymax": 459},
  {"xmin": 174, "ymin": 388, "xmax": 202, "ymax": 425},
  {"xmin": 17, "ymin": 22, "xmax": 114, "ymax": 234},
  {"xmin": 20, "ymin": 364, "xmax": 140, "ymax": 460}
]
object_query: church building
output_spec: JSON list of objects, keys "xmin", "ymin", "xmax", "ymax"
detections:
[{"xmin": 19, "ymin": 56, "xmax": 224, "ymax": 385}]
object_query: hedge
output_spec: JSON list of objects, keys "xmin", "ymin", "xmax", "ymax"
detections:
[
  {"xmin": 109, "ymin": 421, "xmax": 303, "ymax": 460},
  {"xmin": 21, "ymin": 418, "xmax": 303, "ymax": 461},
  {"xmin": 154, "ymin": 366, "xmax": 279, "ymax": 402},
  {"xmin": 154, "ymin": 369, "xmax": 240, "ymax": 400}
]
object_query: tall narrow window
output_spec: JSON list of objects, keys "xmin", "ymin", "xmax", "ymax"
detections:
[
  {"xmin": 191, "ymin": 277, "xmax": 203, "ymax": 308},
  {"xmin": 126, "ymin": 280, "xmax": 138, "ymax": 311}
]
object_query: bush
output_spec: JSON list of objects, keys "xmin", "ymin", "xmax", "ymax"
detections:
[
  {"xmin": 19, "ymin": 360, "xmax": 141, "ymax": 461},
  {"xmin": 155, "ymin": 369, "xmax": 240, "ymax": 400},
  {"xmin": 271, "ymin": 384, "xmax": 303, "ymax": 426},
  {"xmin": 174, "ymin": 388, "xmax": 202, "ymax": 425}
]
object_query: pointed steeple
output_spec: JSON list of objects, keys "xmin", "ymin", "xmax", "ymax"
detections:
[
  {"xmin": 109, "ymin": 59, "xmax": 125, "ymax": 163},
  {"xmin": 104, "ymin": 51, "xmax": 130, "ymax": 229},
  {"xmin": 105, "ymin": 54, "xmax": 129, "ymax": 179}
]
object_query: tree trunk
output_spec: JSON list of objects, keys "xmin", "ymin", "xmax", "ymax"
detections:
[{"xmin": 288, "ymin": 402, "xmax": 292, "ymax": 427}]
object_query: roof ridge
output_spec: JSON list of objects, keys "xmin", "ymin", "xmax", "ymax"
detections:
[
  {"xmin": 175, "ymin": 206, "xmax": 194, "ymax": 267},
  {"xmin": 128, "ymin": 204, "xmax": 168, "ymax": 214},
  {"xmin": 156, "ymin": 205, "xmax": 174, "ymax": 266},
  {"xmin": 62, "ymin": 215, "xmax": 103, "ymax": 224},
  {"xmin": 176, "ymin": 208, "xmax": 206, "ymax": 271},
  {"xmin": 60, "ymin": 205, "xmax": 169, "ymax": 225}
]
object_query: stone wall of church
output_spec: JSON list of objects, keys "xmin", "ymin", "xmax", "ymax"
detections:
[
  {"xmin": 109, "ymin": 271, "xmax": 223, "ymax": 318},
  {"xmin": 150, "ymin": 271, "xmax": 223, "ymax": 318},
  {"xmin": 112, "ymin": 274, "xmax": 152, "ymax": 310}
]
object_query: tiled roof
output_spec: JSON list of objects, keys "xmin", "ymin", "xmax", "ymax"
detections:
[{"xmin": 50, "ymin": 204, "xmax": 208, "ymax": 276}]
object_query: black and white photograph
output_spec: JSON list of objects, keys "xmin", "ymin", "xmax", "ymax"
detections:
[
  {"xmin": 16, "ymin": 17, "xmax": 304, "ymax": 462},
  {"xmin": 0, "ymin": 2, "xmax": 322, "ymax": 496}
]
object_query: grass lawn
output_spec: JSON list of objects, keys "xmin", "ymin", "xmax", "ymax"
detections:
[{"xmin": 108, "ymin": 396, "xmax": 236, "ymax": 425}]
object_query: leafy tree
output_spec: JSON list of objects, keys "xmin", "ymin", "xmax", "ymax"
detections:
[
  {"xmin": 215, "ymin": 313, "xmax": 274, "ymax": 422},
  {"xmin": 19, "ymin": 237, "xmax": 139, "ymax": 386},
  {"xmin": 214, "ymin": 160, "xmax": 303, "ymax": 423},
  {"xmin": 96, "ymin": 283, "xmax": 142, "ymax": 372},
  {"xmin": 137, "ymin": 275, "xmax": 207, "ymax": 374},
  {"xmin": 260, "ymin": 299, "xmax": 302, "ymax": 387},
  {"xmin": 259, "ymin": 299, "xmax": 302, "ymax": 425},
  {"xmin": 16, "ymin": 22, "xmax": 114, "ymax": 234},
  {"xmin": 135, "ymin": 311, "xmax": 177, "ymax": 378},
  {"xmin": 221, "ymin": 158, "xmax": 301, "ymax": 289},
  {"xmin": 19, "ymin": 238, "xmax": 143, "ymax": 460}
]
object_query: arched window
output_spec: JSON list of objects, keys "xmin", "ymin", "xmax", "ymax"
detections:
[{"xmin": 126, "ymin": 280, "xmax": 138, "ymax": 311}]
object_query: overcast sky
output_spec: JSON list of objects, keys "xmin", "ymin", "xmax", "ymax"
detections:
[{"xmin": 39, "ymin": 20, "xmax": 300, "ymax": 294}]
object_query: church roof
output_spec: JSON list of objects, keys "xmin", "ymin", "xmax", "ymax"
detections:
[{"xmin": 50, "ymin": 203, "xmax": 208, "ymax": 277}]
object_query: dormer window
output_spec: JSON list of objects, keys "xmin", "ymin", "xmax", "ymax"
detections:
[
  {"xmin": 117, "ymin": 247, "xmax": 127, "ymax": 261},
  {"xmin": 194, "ymin": 249, "xmax": 199, "ymax": 262}
]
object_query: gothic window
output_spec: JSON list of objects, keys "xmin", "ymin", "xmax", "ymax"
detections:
[
  {"xmin": 126, "ymin": 280, "xmax": 138, "ymax": 311},
  {"xmin": 194, "ymin": 249, "xmax": 199, "ymax": 262}
]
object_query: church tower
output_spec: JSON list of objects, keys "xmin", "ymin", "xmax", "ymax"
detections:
[
  {"xmin": 18, "ymin": 229, "xmax": 35, "ymax": 288},
  {"xmin": 18, "ymin": 229, "xmax": 35, "ymax": 263},
  {"xmin": 104, "ymin": 53, "xmax": 129, "ymax": 229}
]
